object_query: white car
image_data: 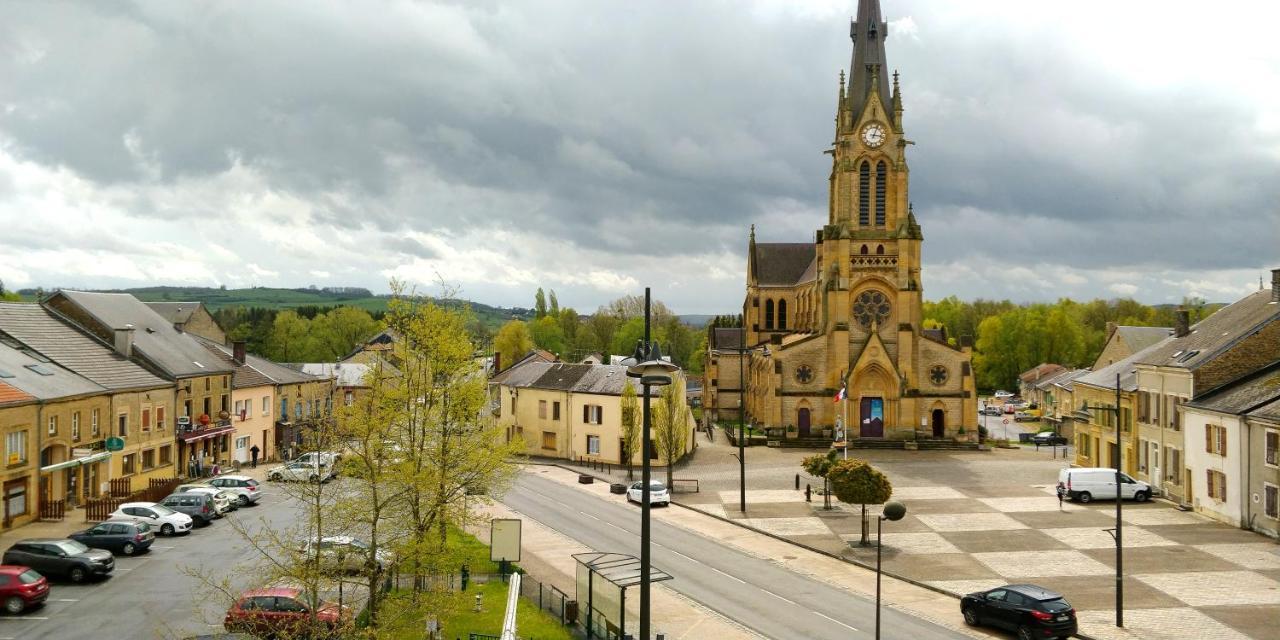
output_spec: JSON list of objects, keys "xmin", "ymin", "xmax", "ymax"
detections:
[
  {"xmin": 626, "ymin": 481, "xmax": 670, "ymax": 506},
  {"xmin": 268, "ymin": 460, "xmax": 331, "ymax": 483},
  {"xmin": 294, "ymin": 451, "xmax": 340, "ymax": 471},
  {"xmin": 299, "ymin": 536, "xmax": 394, "ymax": 575},
  {"xmin": 993, "ymin": 390, "xmax": 1014, "ymax": 399},
  {"xmin": 175, "ymin": 485, "xmax": 236, "ymax": 515},
  {"xmin": 109, "ymin": 502, "xmax": 194, "ymax": 536},
  {"xmin": 1057, "ymin": 467, "xmax": 1153, "ymax": 503},
  {"xmin": 206, "ymin": 474, "xmax": 263, "ymax": 506}
]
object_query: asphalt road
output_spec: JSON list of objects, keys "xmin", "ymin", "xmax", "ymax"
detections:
[
  {"xmin": 503, "ymin": 470, "xmax": 972, "ymax": 640},
  {"xmin": 0, "ymin": 484, "xmax": 307, "ymax": 640}
]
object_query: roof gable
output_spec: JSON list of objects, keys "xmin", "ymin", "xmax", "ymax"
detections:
[{"xmin": 0, "ymin": 302, "xmax": 169, "ymax": 391}]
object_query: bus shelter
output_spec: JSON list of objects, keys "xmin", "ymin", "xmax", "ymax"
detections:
[{"xmin": 573, "ymin": 552, "xmax": 672, "ymax": 639}]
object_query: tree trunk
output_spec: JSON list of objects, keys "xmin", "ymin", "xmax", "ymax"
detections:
[{"xmin": 860, "ymin": 503, "xmax": 870, "ymax": 545}]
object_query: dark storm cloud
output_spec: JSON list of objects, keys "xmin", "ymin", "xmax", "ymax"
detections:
[{"xmin": 0, "ymin": 0, "xmax": 1276, "ymax": 307}]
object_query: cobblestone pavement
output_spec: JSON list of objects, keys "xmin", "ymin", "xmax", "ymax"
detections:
[{"xmin": 574, "ymin": 431, "xmax": 1280, "ymax": 640}]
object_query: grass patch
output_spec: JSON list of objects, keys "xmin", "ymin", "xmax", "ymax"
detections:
[{"xmin": 376, "ymin": 580, "xmax": 574, "ymax": 640}]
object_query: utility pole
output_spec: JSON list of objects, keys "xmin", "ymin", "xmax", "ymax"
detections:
[{"xmin": 1082, "ymin": 372, "xmax": 1125, "ymax": 628}]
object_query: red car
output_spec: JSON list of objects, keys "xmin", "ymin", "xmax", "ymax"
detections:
[
  {"xmin": 224, "ymin": 587, "xmax": 348, "ymax": 638},
  {"xmin": 0, "ymin": 565, "xmax": 49, "ymax": 614}
]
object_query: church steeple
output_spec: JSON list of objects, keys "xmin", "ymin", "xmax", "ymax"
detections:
[{"xmin": 847, "ymin": 0, "xmax": 892, "ymax": 118}]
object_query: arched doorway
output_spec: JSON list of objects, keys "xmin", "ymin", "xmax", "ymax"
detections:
[
  {"xmin": 797, "ymin": 407, "xmax": 811, "ymax": 437},
  {"xmin": 931, "ymin": 409, "xmax": 946, "ymax": 438}
]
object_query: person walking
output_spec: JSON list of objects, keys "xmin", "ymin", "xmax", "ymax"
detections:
[{"xmin": 249, "ymin": 444, "xmax": 260, "ymax": 468}]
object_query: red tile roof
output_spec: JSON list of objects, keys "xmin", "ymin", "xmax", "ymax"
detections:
[{"xmin": 0, "ymin": 381, "xmax": 35, "ymax": 406}]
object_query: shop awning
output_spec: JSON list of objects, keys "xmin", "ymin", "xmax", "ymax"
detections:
[
  {"xmin": 40, "ymin": 450, "xmax": 112, "ymax": 474},
  {"xmin": 179, "ymin": 425, "xmax": 235, "ymax": 443}
]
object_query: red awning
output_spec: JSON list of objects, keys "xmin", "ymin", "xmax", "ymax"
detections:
[{"xmin": 179, "ymin": 425, "xmax": 235, "ymax": 443}]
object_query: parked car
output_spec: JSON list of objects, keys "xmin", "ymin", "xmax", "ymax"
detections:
[
  {"xmin": 626, "ymin": 480, "xmax": 670, "ymax": 506},
  {"xmin": 0, "ymin": 565, "xmax": 49, "ymax": 614},
  {"xmin": 223, "ymin": 587, "xmax": 350, "ymax": 638},
  {"xmin": 1057, "ymin": 467, "xmax": 1152, "ymax": 503},
  {"xmin": 1003, "ymin": 404, "xmax": 1017, "ymax": 414},
  {"xmin": 298, "ymin": 536, "xmax": 393, "ymax": 575},
  {"xmin": 68, "ymin": 520, "xmax": 155, "ymax": 556},
  {"xmin": 961, "ymin": 583, "xmax": 1077, "ymax": 639},
  {"xmin": 206, "ymin": 475, "xmax": 263, "ymax": 507},
  {"xmin": 994, "ymin": 390, "xmax": 1014, "ymax": 399},
  {"xmin": 267, "ymin": 460, "xmax": 330, "ymax": 483},
  {"xmin": 159, "ymin": 492, "xmax": 219, "ymax": 526},
  {"xmin": 108, "ymin": 502, "xmax": 194, "ymax": 536},
  {"xmin": 176, "ymin": 486, "xmax": 237, "ymax": 515},
  {"xmin": 1031, "ymin": 432, "xmax": 1068, "ymax": 447},
  {"xmin": 1, "ymin": 539, "xmax": 113, "ymax": 584},
  {"xmin": 294, "ymin": 451, "xmax": 340, "ymax": 469},
  {"xmin": 982, "ymin": 406, "xmax": 1003, "ymax": 416}
]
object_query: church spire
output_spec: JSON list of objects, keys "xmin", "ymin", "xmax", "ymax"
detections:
[{"xmin": 847, "ymin": 0, "xmax": 892, "ymax": 117}]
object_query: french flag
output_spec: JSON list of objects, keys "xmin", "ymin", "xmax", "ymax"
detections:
[{"xmin": 834, "ymin": 384, "xmax": 846, "ymax": 403}]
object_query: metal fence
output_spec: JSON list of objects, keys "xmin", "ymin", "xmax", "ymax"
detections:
[{"xmin": 519, "ymin": 573, "xmax": 572, "ymax": 627}]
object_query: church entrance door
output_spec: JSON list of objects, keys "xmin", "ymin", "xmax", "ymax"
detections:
[
  {"xmin": 931, "ymin": 409, "xmax": 945, "ymax": 438},
  {"xmin": 797, "ymin": 408, "xmax": 811, "ymax": 436},
  {"xmin": 859, "ymin": 397, "xmax": 884, "ymax": 438}
]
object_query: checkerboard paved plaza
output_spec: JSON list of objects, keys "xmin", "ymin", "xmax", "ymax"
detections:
[{"xmin": 673, "ymin": 441, "xmax": 1280, "ymax": 639}]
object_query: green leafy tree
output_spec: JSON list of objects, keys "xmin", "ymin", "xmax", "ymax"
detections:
[
  {"xmin": 801, "ymin": 450, "xmax": 840, "ymax": 510},
  {"xmin": 529, "ymin": 315, "xmax": 567, "ymax": 357},
  {"xmin": 548, "ymin": 289, "xmax": 559, "ymax": 317},
  {"xmin": 309, "ymin": 306, "xmax": 380, "ymax": 361},
  {"xmin": 610, "ymin": 317, "xmax": 647, "ymax": 358},
  {"xmin": 266, "ymin": 310, "xmax": 312, "ymax": 362},
  {"xmin": 828, "ymin": 458, "xmax": 893, "ymax": 545},
  {"xmin": 493, "ymin": 320, "xmax": 532, "ymax": 372},
  {"xmin": 653, "ymin": 374, "xmax": 690, "ymax": 489},
  {"xmin": 620, "ymin": 381, "xmax": 639, "ymax": 480},
  {"xmin": 534, "ymin": 288, "xmax": 547, "ymax": 319}
]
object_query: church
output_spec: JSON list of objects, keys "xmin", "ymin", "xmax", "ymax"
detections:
[{"xmin": 703, "ymin": 0, "xmax": 977, "ymax": 442}]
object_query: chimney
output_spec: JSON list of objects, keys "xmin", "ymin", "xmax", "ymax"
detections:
[
  {"xmin": 113, "ymin": 324, "xmax": 135, "ymax": 357},
  {"xmin": 1175, "ymin": 308, "xmax": 1190, "ymax": 338},
  {"xmin": 1105, "ymin": 322, "xmax": 1117, "ymax": 339},
  {"xmin": 232, "ymin": 340, "xmax": 246, "ymax": 365},
  {"xmin": 493, "ymin": 351, "xmax": 502, "ymax": 374},
  {"xmin": 1272, "ymin": 268, "xmax": 1280, "ymax": 303}
]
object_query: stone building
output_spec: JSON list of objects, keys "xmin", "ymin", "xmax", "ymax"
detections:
[
  {"xmin": 143, "ymin": 301, "xmax": 227, "ymax": 345},
  {"xmin": 711, "ymin": 0, "xmax": 977, "ymax": 441}
]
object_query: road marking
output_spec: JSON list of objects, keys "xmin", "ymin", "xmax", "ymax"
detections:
[
  {"xmin": 659, "ymin": 547, "xmax": 702, "ymax": 564},
  {"xmin": 0, "ymin": 616, "xmax": 48, "ymax": 621},
  {"xmin": 711, "ymin": 566, "xmax": 746, "ymax": 584},
  {"xmin": 761, "ymin": 589, "xmax": 797, "ymax": 606},
  {"xmin": 813, "ymin": 611, "xmax": 858, "ymax": 632},
  {"xmin": 151, "ymin": 545, "xmax": 175, "ymax": 550},
  {"xmin": 604, "ymin": 521, "xmax": 628, "ymax": 532},
  {"xmin": 577, "ymin": 510, "xmax": 600, "ymax": 521},
  {"xmin": 51, "ymin": 598, "xmax": 79, "ymax": 602}
]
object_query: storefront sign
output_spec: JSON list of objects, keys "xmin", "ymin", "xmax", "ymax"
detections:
[{"xmin": 105, "ymin": 437, "xmax": 125, "ymax": 452}]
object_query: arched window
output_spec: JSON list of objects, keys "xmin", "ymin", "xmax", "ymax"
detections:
[
  {"xmin": 858, "ymin": 161, "xmax": 870, "ymax": 226},
  {"xmin": 875, "ymin": 161, "xmax": 887, "ymax": 226},
  {"xmin": 778, "ymin": 300, "xmax": 787, "ymax": 330},
  {"xmin": 860, "ymin": 244, "xmax": 869, "ymax": 255},
  {"xmin": 876, "ymin": 244, "xmax": 885, "ymax": 255},
  {"xmin": 764, "ymin": 299, "xmax": 774, "ymax": 330}
]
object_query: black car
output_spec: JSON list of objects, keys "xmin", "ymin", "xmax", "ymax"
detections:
[
  {"xmin": 1031, "ymin": 432, "xmax": 1069, "ymax": 447},
  {"xmin": 961, "ymin": 584, "xmax": 1076, "ymax": 640},
  {"xmin": 2, "ymin": 539, "xmax": 114, "ymax": 583},
  {"xmin": 69, "ymin": 520, "xmax": 155, "ymax": 556},
  {"xmin": 159, "ymin": 492, "xmax": 218, "ymax": 526}
]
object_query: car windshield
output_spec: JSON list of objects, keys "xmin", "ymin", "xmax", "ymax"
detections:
[
  {"xmin": 347, "ymin": 539, "xmax": 369, "ymax": 550},
  {"xmin": 52, "ymin": 540, "xmax": 90, "ymax": 555},
  {"xmin": 17, "ymin": 569, "xmax": 42, "ymax": 584},
  {"xmin": 150, "ymin": 504, "xmax": 177, "ymax": 516},
  {"xmin": 136, "ymin": 522, "xmax": 151, "ymax": 533},
  {"xmin": 245, "ymin": 479, "xmax": 259, "ymax": 487}
]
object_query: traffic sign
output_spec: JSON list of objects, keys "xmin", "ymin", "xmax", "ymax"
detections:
[
  {"xmin": 105, "ymin": 436, "xmax": 125, "ymax": 451},
  {"xmin": 1002, "ymin": 418, "xmax": 1009, "ymax": 425}
]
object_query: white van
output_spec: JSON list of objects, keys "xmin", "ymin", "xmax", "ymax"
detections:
[{"xmin": 1057, "ymin": 467, "xmax": 1153, "ymax": 503}]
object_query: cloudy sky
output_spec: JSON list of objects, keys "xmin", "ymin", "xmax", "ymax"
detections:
[{"xmin": 1, "ymin": 0, "xmax": 1277, "ymax": 313}]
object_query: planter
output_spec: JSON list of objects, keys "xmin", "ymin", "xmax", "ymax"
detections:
[
  {"xmin": 610, "ymin": 483, "xmax": 627, "ymax": 494},
  {"xmin": 578, "ymin": 474, "xmax": 594, "ymax": 485}
]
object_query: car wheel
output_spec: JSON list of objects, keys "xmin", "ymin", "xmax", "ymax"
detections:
[
  {"xmin": 309, "ymin": 474, "xmax": 319, "ymax": 483},
  {"xmin": 961, "ymin": 607, "xmax": 979, "ymax": 626},
  {"xmin": 1077, "ymin": 491, "xmax": 1092, "ymax": 504},
  {"xmin": 68, "ymin": 566, "xmax": 87, "ymax": 584},
  {"xmin": 1016, "ymin": 625, "xmax": 1035, "ymax": 640},
  {"xmin": 4, "ymin": 596, "xmax": 24, "ymax": 615},
  {"xmin": 121, "ymin": 542, "xmax": 136, "ymax": 556},
  {"xmin": 270, "ymin": 472, "xmax": 282, "ymax": 481},
  {"xmin": 238, "ymin": 494, "xmax": 250, "ymax": 507},
  {"xmin": 1135, "ymin": 490, "xmax": 1151, "ymax": 503},
  {"xmin": 161, "ymin": 523, "xmax": 175, "ymax": 536}
]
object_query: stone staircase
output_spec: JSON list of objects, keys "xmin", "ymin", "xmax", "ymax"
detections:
[
  {"xmin": 771, "ymin": 438, "xmax": 980, "ymax": 451},
  {"xmin": 915, "ymin": 439, "xmax": 982, "ymax": 451}
]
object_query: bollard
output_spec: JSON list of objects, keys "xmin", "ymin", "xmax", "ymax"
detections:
[
  {"xmin": 805, "ymin": 484, "xmax": 812, "ymax": 502},
  {"xmin": 474, "ymin": 593, "xmax": 482, "ymax": 612},
  {"xmin": 795, "ymin": 473, "xmax": 800, "ymax": 490}
]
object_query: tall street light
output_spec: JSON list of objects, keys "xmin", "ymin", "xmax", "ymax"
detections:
[
  {"xmin": 624, "ymin": 287, "xmax": 678, "ymax": 640},
  {"xmin": 1080, "ymin": 372, "xmax": 1124, "ymax": 628},
  {"xmin": 875, "ymin": 500, "xmax": 907, "ymax": 640},
  {"xmin": 738, "ymin": 336, "xmax": 746, "ymax": 513}
]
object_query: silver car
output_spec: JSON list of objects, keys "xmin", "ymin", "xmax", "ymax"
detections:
[
  {"xmin": 299, "ymin": 536, "xmax": 393, "ymax": 575},
  {"xmin": 176, "ymin": 485, "xmax": 236, "ymax": 515}
]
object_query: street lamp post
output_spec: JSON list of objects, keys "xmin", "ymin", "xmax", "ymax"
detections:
[
  {"xmin": 624, "ymin": 287, "xmax": 679, "ymax": 640},
  {"xmin": 1081, "ymin": 372, "xmax": 1124, "ymax": 628},
  {"xmin": 875, "ymin": 501, "xmax": 907, "ymax": 640},
  {"xmin": 738, "ymin": 339, "xmax": 746, "ymax": 513}
]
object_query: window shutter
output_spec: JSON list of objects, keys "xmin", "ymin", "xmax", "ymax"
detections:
[
  {"xmin": 1206, "ymin": 425, "xmax": 1213, "ymax": 453},
  {"xmin": 1218, "ymin": 427, "xmax": 1226, "ymax": 455},
  {"xmin": 1206, "ymin": 470, "xmax": 1214, "ymax": 498},
  {"xmin": 583, "ymin": 405, "xmax": 589, "ymax": 423}
]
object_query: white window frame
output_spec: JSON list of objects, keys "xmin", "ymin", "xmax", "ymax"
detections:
[
  {"xmin": 91, "ymin": 409, "xmax": 100, "ymax": 436},
  {"xmin": 262, "ymin": 396, "xmax": 270, "ymax": 416},
  {"xmin": 6, "ymin": 431, "xmax": 27, "ymax": 465},
  {"xmin": 1266, "ymin": 429, "xmax": 1279, "ymax": 469},
  {"xmin": 47, "ymin": 415, "xmax": 57, "ymax": 436},
  {"xmin": 587, "ymin": 434, "xmax": 601, "ymax": 455},
  {"xmin": 72, "ymin": 412, "xmax": 81, "ymax": 440}
]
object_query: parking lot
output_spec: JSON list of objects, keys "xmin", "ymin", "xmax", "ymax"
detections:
[{"xmin": 0, "ymin": 470, "xmax": 365, "ymax": 640}]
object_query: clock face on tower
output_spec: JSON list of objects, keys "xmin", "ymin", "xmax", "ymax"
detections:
[
  {"xmin": 853, "ymin": 290, "xmax": 892, "ymax": 329},
  {"xmin": 861, "ymin": 123, "xmax": 886, "ymax": 148}
]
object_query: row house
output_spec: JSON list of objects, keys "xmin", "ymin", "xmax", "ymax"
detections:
[
  {"xmin": 1018, "ymin": 363, "xmax": 1066, "ymax": 401},
  {"xmin": 0, "ymin": 302, "xmax": 175, "ymax": 512},
  {"xmin": 1039, "ymin": 368, "xmax": 1089, "ymax": 438},
  {"xmin": 294, "ymin": 361, "xmax": 389, "ymax": 416},
  {"xmin": 43, "ymin": 291, "xmax": 236, "ymax": 475},
  {"xmin": 143, "ymin": 302, "xmax": 226, "ymax": 345},
  {"xmin": 1182, "ymin": 362, "xmax": 1280, "ymax": 536},
  {"xmin": 1072, "ymin": 337, "xmax": 1172, "ymax": 476},
  {"xmin": 702, "ymin": 327, "xmax": 746, "ymax": 427},
  {"xmin": 1134, "ymin": 272, "xmax": 1280, "ymax": 505},
  {"xmin": 491, "ymin": 360, "xmax": 695, "ymax": 465}
]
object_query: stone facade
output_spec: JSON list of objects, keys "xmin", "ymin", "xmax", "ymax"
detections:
[
  {"xmin": 728, "ymin": 4, "xmax": 976, "ymax": 441},
  {"xmin": 0, "ymin": 403, "xmax": 38, "ymax": 531}
]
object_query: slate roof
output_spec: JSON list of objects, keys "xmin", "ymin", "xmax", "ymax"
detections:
[
  {"xmin": 1050, "ymin": 369, "xmax": 1092, "ymax": 392},
  {"xmin": 49, "ymin": 291, "xmax": 233, "ymax": 379},
  {"xmin": 0, "ymin": 339, "xmax": 104, "ymax": 403},
  {"xmin": 142, "ymin": 302, "xmax": 199, "ymax": 325},
  {"xmin": 1184, "ymin": 361, "xmax": 1280, "ymax": 415},
  {"xmin": 1137, "ymin": 290, "xmax": 1280, "ymax": 370},
  {"xmin": 295, "ymin": 362, "xmax": 389, "ymax": 388},
  {"xmin": 0, "ymin": 302, "xmax": 169, "ymax": 392},
  {"xmin": 1020, "ymin": 363, "xmax": 1066, "ymax": 383},
  {"xmin": 1115, "ymin": 326, "xmax": 1172, "ymax": 353},
  {"xmin": 1077, "ymin": 336, "xmax": 1175, "ymax": 392},
  {"xmin": 1249, "ymin": 396, "xmax": 1280, "ymax": 422},
  {"xmin": 493, "ymin": 361, "xmax": 658, "ymax": 397},
  {"xmin": 194, "ymin": 338, "xmax": 275, "ymax": 389},
  {"xmin": 753, "ymin": 243, "xmax": 815, "ymax": 286},
  {"xmin": 1032, "ymin": 368, "xmax": 1080, "ymax": 391},
  {"xmin": 710, "ymin": 328, "xmax": 745, "ymax": 351}
]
